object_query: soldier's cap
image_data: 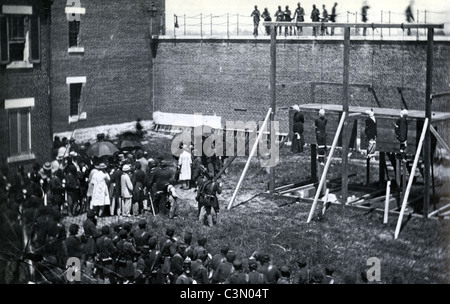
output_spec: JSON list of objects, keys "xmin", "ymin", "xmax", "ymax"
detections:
[
  {"xmin": 69, "ymin": 224, "xmax": 79, "ymax": 235},
  {"xmin": 312, "ymin": 266, "xmax": 324, "ymax": 282},
  {"xmin": 123, "ymin": 222, "xmax": 132, "ymax": 231},
  {"xmin": 184, "ymin": 231, "xmax": 192, "ymax": 242},
  {"xmin": 141, "ymin": 245, "xmax": 150, "ymax": 253},
  {"xmin": 261, "ymin": 253, "xmax": 270, "ymax": 263},
  {"xmin": 138, "ymin": 219, "xmax": 147, "ymax": 227},
  {"xmin": 166, "ymin": 227, "xmax": 175, "ymax": 236},
  {"xmin": 101, "ymin": 225, "xmax": 110, "ymax": 235},
  {"xmin": 183, "ymin": 257, "xmax": 192, "ymax": 266},
  {"xmin": 148, "ymin": 236, "xmax": 158, "ymax": 248},
  {"xmin": 119, "ymin": 229, "xmax": 128, "ymax": 239},
  {"xmin": 197, "ymin": 236, "xmax": 207, "ymax": 246},
  {"xmin": 113, "ymin": 223, "xmax": 122, "ymax": 231},
  {"xmin": 87, "ymin": 209, "xmax": 96, "ymax": 219},
  {"xmin": 220, "ymin": 245, "xmax": 229, "ymax": 254},
  {"xmin": 298, "ymin": 269, "xmax": 309, "ymax": 284},
  {"xmin": 226, "ymin": 251, "xmax": 236, "ymax": 263}
]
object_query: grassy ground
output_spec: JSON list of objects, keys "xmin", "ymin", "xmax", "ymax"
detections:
[{"xmin": 63, "ymin": 126, "xmax": 450, "ymax": 284}]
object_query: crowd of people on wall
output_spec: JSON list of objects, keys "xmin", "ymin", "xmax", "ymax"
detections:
[{"xmin": 251, "ymin": 1, "xmax": 417, "ymax": 37}]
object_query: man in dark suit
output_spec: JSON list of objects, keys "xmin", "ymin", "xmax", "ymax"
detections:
[
  {"xmin": 315, "ymin": 109, "xmax": 328, "ymax": 165},
  {"xmin": 395, "ymin": 109, "xmax": 409, "ymax": 161},
  {"xmin": 251, "ymin": 5, "xmax": 261, "ymax": 37}
]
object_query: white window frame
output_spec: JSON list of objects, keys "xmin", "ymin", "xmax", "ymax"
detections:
[
  {"xmin": 66, "ymin": 77, "xmax": 87, "ymax": 123},
  {"xmin": 66, "ymin": 4, "xmax": 86, "ymax": 54},
  {"xmin": 5, "ymin": 97, "xmax": 35, "ymax": 163},
  {"xmin": 2, "ymin": 5, "xmax": 34, "ymax": 69}
]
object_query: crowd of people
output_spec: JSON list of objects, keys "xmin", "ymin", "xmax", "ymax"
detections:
[{"xmin": 251, "ymin": 1, "xmax": 417, "ymax": 37}]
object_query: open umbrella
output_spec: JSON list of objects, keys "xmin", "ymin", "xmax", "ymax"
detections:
[
  {"xmin": 120, "ymin": 140, "xmax": 141, "ymax": 151},
  {"xmin": 86, "ymin": 141, "xmax": 119, "ymax": 158}
]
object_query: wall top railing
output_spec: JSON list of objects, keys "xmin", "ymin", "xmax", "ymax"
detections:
[{"xmin": 263, "ymin": 22, "xmax": 444, "ymax": 29}]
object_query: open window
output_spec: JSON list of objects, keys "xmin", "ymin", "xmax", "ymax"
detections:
[
  {"xmin": 0, "ymin": 5, "xmax": 40, "ymax": 68},
  {"xmin": 5, "ymin": 98, "xmax": 35, "ymax": 163}
]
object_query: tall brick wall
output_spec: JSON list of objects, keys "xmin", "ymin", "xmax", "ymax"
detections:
[
  {"xmin": 154, "ymin": 39, "xmax": 450, "ymax": 133},
  {"xmin": 0, "ymin": 1, "xmax": 53, "ymax": 169},
  {"xmin": 50, "ymin": 0, "xmax": 165, "ymax": 133}
]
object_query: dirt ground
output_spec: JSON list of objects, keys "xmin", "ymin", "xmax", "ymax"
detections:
[{"xmin": 63, "ymin": 122, "xmax": 450, "ymax": 284}]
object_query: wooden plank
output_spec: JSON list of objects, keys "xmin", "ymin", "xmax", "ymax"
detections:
[
  {"xmin": 428, "ymin": 203, "xmax": 450, "ymax": 217},
  {"xmin": 430, "ymin": 125, "xmax": 450, "ymax": 154},
  {"xmin": 384, "ymin": 181, "xmax": 392, "ymax": 224},
  {"xmin": 395, "ymin": 118, "xmax": 429, "ymax": 239}
]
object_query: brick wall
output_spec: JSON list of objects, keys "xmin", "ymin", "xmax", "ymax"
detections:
[
  {"xmin": 50, "ymin": 0, "xmax": 165, "ymax": 133},
  {"xmin": 0, "ymin": 1, "xmax": 53, "ymax": 169},
  {"xmin": 154, "ymin": 39, "xmax": 450, "ymax": 133}
]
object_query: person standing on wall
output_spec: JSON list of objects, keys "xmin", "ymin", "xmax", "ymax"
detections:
[
  {"xmin": 291, "ymin": 106, "xmax": 305, "ymax": 154},
  {"xmin": 321, "ymin": 4, "xmax": 329, "ymax": 35},
  {"xmin": 261, "ymin": 7, "xmax": 272, "ymax": 36},
  {"xmin": 405, "ymin": 1, "xmax": 415, "ymax": 36},
  {"xmin": 275, "ymin": 5, "xmax": 284, "ymax": 35},
  {"xmin": 329, "ymin": 2, "xmax": 338, "ymax": 35},
  {"xmin": 361, "ymin": 1, "xmax": 370, "ymax": 36},
  {"xmin": 293, "ymin": 2, "xmax": 305, "ymax": 35},
  {"xmin": 310, "ymin": 4, "xmax": 320, "ymax": 37},
  {"xmin": 251, "ymin": 5, "xmax": 261, "ymax": 37},
  {"xmin": 283, "ymin": 5, "xmax": 293, "ymax": 36}
]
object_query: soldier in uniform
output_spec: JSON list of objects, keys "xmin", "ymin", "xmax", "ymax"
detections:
[
  {"xmin": 183, "ymin": 231, "xmax": 194, "ymax": 260},
  {"xmin": 82, "ymin": 209, "xmax": 100, "ymax": 263},
  {"xmin": 225, "ymin": 259, "xmax": 249, "ymax": 284},
  {"xmin": 176, "ymin": 258, "xmax": 194, "ymax": 284},
  {"xmin": 96, "ymin": 225, "xmax": 118, "ymax": 283},
  {"xmin": 133, "ymin": 219, "xmax": 151, "ymax": 252},
  {"xmin": 147, "ymin": 157, "xmax": 174, "ymax": 215},
  {"xmin": 159, "ymin": 227, "xmax": 177, "ymax": 283},
  {"xmin": 169, "ymin": 243, "xmax": 185, "ymax": 284},
  {"xmin": 315, "ymin": 109, "xmax": 328, "ymax": 165},
  {"xmin": 116, "ymin": 229, "xmax": 137, "ymax": 284},
  {"xmin": 66, "ymin": 224, "xmax": 83, "ymax": 260},
  {"xmin": 191, "ymin": 252, "xmax": 209, "ymax": 284},
  {"xmin": 210, "ymin": 245, "xmax": 229, "ymax": 278},
  {"xmin": 277, "ymin": 265, "xmax": 291, "ymax": 284},
  {"xmin": 283, "ymin": 5, "xmax": 293, "ymax": 36},
  {"xmin": 134, "ymin": 245, "xmax": 151, "ymax": 284},
  {"xmin": 147, "ymin": 236, "xmax": 164, "ymax": 284},
  {"xmin": 257, "ymin": 253, "xmax": 281, "ymax": 284},
  {"xmin": 110, "ymin": 223, "xmax": 122, "ymax": 247},
  {"xmin": 248, "ymin": 258, "xmax": 269, "ymax": 284},
  {"xmin": 323, "ymin": 265, "xmax": 335, "ymax": 284},
  {"xmin": 212, "ymin": 250, "xmax": 236, "ymax": 284},
  {"xmin": 198, "ymin": 174, "xmax": 223, "ymax": 227},
  {"xmin": 321, "ymin": 4, "xmax": 329, "ymax": 35}
]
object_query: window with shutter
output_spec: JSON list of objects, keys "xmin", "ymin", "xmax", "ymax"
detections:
[
  {"xmin": 8, "ymin": 15, "xmax": 25, "ymax": 62},
  {"xmin": 0, "ymin": 15, "xmax": 9, "ymax": 64},
  {"xmin": 29, "ymin": 15, "xmax": 40, "ymax": 63}
]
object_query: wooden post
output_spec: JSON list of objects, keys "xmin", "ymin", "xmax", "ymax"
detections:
[
  {"xmin": 395, "ymin": 157, "xmax": 401, "ymax": 208},
  {"xmin": 228, "ymin": 108, "xmax": 272, "ymax": 210},
  {"xmin": 307, "ymin": 112, "xmax": 347, "ymax": 223},
  {"xmin": 424, "ymin": 28, "xmax": 433, "ymax": 219},
  {"xmin": 342, "ymin": 27, "xmax": 350, "ymax": 205},
  {"xmin": 366, "ymin": 158, "xmax": 370, "ymax": 185},
  {"xmin": 269, "ymin": 25, "xmax": 277, "ymax": 194},
  {"xmin": 379, "ymin": 152, "xmax": 386, "ymax": 183},
  {"xmin": 384, "ymin": 180, "xmax": 391, "ymax": 224},
  {"xmin": 311, "ymin": 144, "xmax": 317, "ymax": 182},
  {"xmin": 394, "ymin": 118, "xmax": 429, "ymax": 239}
]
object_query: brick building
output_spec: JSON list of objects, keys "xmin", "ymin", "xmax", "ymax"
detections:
[{"xmin": 0, "ymin": 0, "xmax": 53, "ymax": 169}]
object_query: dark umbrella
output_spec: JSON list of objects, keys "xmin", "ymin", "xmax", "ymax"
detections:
[
  {"xmin": 120, "ymin": 140, "xmax": 141, "ymax": 151},
  {"xmin": 86, "ymin": 141, "xmax": 119, "ymax": 158}
]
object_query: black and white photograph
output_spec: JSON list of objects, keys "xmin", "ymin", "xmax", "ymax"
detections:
[{"xmin": 0, "ymin": 0, "xmax": 449, "ymax": 293}]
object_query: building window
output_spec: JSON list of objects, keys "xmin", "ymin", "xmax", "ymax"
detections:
[
  {"xmin": 5, "ymin": 97, "xmax": 35, "ymax": 163},
  {"xmin": 0, "ymin": 5, "xmax": 40, "ymax": 67},
  {"xmin": 68, "ymin": 20, "xmax": 80, "ymax": 48},
  {"xmin": 9, "ymin": 108, "xmax": 31, "ymax": 156},
  {"xmin": 66, "ymin": 77, "xmax": 87, "ymax": 123},
  {"xmin": 70, "ymin": 83, "xmax": 82, "ymax": 116}
]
